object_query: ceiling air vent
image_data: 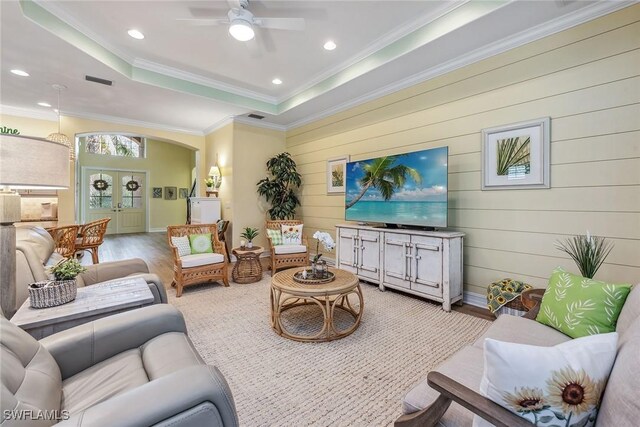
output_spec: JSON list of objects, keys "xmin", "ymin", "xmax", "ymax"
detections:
[
  {"xmin": 248, "ymin": 113, "xmax": 264, "ymax": 120},
  {"xmin": 85, "ymin": 75, "xmax": 113, "ymax": 86}
]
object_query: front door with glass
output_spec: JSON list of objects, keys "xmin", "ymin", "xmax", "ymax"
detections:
[{"xmin": 84, "ymin": 169, "xmax": 146, "ymax": 234}]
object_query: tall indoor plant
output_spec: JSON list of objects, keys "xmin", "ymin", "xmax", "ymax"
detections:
[{"xmin": 257, "ymin": 152, "xmax": 302, "ymax": 220}]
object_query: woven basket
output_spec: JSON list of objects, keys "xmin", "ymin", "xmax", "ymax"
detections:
[
  {"xmin": 28, "ymin": 280, "xmax": 77, "ymax": 309},
  {"xmin": 495, "ymin": 297, "xmax": 528, "ymax": 317}
]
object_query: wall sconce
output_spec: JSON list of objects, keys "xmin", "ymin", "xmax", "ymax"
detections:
[{"xmin": 208, "ymin": 154, "xmax": 222, "ymax": 189}]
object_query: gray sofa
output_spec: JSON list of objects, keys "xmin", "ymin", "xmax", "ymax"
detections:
[
  {"xmin": 13, "ymin": 224, "xmax": 166, "ymax": 316},
  {"xmin": 1, "ymin": 304, "xmax": 239, "ymax": 427},
  {"xmin": 396, "ymin": 284, "xmax": 640, "ymax": 426}
]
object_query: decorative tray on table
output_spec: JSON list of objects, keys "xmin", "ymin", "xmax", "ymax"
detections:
[{"xmin": 292, "ymin": 269, "xmax": 335, "ymax": 284}]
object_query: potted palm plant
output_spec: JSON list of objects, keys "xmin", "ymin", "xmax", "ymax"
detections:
[
  {"xmin": 555, "ymin": 231, "xmax": 614, "ymax": 279},
  {"xmin": 240, "ymin": 227, "xmax": 259, "ymax": 248}
]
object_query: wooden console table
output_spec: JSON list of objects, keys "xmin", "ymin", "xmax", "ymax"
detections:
[{"xmin": 11, "ymin": 277, "xmax": 154, "ymax": 339}]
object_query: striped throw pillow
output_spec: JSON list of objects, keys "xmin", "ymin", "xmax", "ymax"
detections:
[{"xmin": 266, "ymin": 228, "xmax": 283, "ymax": 246}]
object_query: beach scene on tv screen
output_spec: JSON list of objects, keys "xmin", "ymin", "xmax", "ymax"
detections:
[{"xmin": 345, "ymin": 146, "xmax": 448, "ymax": 227}]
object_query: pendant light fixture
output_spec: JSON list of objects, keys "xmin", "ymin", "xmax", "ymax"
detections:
[{"xmin": 47, "ymin": 84, "xmax": 74, "ymax": 161}]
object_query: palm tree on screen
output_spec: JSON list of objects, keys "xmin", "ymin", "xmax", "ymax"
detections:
[{"xmin": 345, "ymin": 156, "xmax": 422, "ymax": 209}]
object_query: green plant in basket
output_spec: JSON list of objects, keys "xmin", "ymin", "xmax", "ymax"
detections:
[
  {"xmin": 240, "ymin": 227, "xmax": 259, "ymax": 242},
  {"xmin": 48, "ymin": 259, "xmax": 86, "ymax": 281}
]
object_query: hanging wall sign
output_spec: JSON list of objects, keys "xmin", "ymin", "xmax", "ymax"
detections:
[{"xmin": 0, "ymin": 126, "xmax": 20, "ymax": 135}]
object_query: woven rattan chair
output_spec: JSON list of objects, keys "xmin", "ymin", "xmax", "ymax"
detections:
[
  {"xmin": 266, "ymin": 219, "xmax": 309, "ymax": 276},
  {"xmin": 167, "ymin": 224, "xmax": 229, "ymax": 297},
  {"xmin": 46, "ymin": 225, "xmax": 80, "ymax": 259},
  {"xmin": 75, "ymin": 218, "xmax": 111, "ymax": 264}
]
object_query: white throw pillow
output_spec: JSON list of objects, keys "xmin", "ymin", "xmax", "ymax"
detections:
[
  {"xmin": 281, "ymin": 224, "xmax": 303, "ymax": 245},
  {"xmin": 171, "ymin": 236, "xmax": 191, "ymax": 257},
  {"xmin": 474, "ymin": 333, "xmax": 618, "ymax": 427}
]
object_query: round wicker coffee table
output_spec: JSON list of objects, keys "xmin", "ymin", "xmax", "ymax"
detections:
[{"xmin": 270, "ymin": 267, "xmax": 363, "ymax": 342}]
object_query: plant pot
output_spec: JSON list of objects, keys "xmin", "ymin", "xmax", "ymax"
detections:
[
  {"xmin": 247, "ymin": 241, "xmax": 253, "ymax": 249},
  {"xmin": 28, "ymin": 279, "xmax": 77, "ymax": 308}
]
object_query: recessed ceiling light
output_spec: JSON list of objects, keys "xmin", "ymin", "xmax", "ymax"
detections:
[
  {"xmin": 127, "ymin": 29, "xmax": 145, "ymax": 40},
  {"xmin": 323, "ymin": 40, "xmax": 337, "ymax": 51},
  {"xmin": 10, "ymin": 69, "xmax": 29, "ymax": 77},
  {"xmin": 272, "ymin": 78, "xmax": 283, "ymax": 85},
  {"xmin": 37, "ymin": 102, "xmax": 52, "ymax": 107}
]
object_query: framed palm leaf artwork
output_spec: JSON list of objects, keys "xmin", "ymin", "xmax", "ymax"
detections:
[
  {"xmin": 327, "ymin": 155, "xmax": 349, "ymax": 194},
  {"xmin": 481, "ymin": 117, "xmax": 550, "ymax": 190}
]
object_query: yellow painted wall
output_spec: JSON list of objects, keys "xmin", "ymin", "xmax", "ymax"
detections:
[
  {"xmin": 0, "ymin": 114, "xmax": 206, "ymax": 225},
  {"xmin": 78, "ymin": 137, "xmax": 195, "ymax": 230},
  {"xmin": 286, "ymin": 6, "xmax": 640, "ymax": 295},
  {"xmin": 205, "ymin": 122, "xmax": 286, "ymax": 249}
]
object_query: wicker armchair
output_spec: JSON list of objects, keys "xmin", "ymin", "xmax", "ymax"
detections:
[
  {"xmin": 46, "ymin": 225, "xmax": 80, "ymax": 259},
  {"xmin": 217, "ymin": 220, "xmax": 231, "ymax": 262},
  {"xmin": 266, "ymin": 219, "xmax": 309, "ymax": 276},
  {"xmin": 167, "ymin": 224, "xmax": 229, "ymax": 297},
  {"xmin": 76, "ymin": 218, "xmax": 111, "ymax": 264}
]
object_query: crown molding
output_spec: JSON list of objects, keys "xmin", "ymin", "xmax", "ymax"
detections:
[
  {"xmin": 132, "ymin": 59, "xmax": 278, "ymax": 105},
  {"xmin": 276, "ymin": 0, "xmax": 468, "ymax": 102},
  {"xmin": 285, "ymin": 0, "xmax": 635, "ymax": 130},
  {"xmin": 0, "ymin": 104, "xmax": 58, "ymax": 121},
  {"xmin": 202, "ymin": 115, "xmax": 286, "ymax": 135},
  {"xmin": 233, "ymin": 116, "xmax": 287, "ymax": 132},
  {"xmin": 61, "ymin": 110, "xmax": 205, "ymax": 136}
]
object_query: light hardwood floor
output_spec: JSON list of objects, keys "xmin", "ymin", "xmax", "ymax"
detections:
[{"xmin": 93, "ymin": 232, "xmax": 493, "ymax": 320}]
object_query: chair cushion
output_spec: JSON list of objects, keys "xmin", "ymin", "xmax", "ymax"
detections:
[
  {"xmin": 597, "ymin": 317, "xmax": 640, "ymax": 425},
  {"xmin": 180, "ymin": 253, "xmax": 224, "ymax": 268},
  {"xmin": 0, "ymin": 317, "xmax": 62, "ymax": 421},
  {"xmin": 273, "ymin": 244, "xmax": 307, "ymax": 255},
  {"xmin": 62, "ymin": 349, "xmax": 148, "ymax": 414},
  {"xmin": 403, "ymin": 345, "xmax": 483, "ymax": 427},
  {"xmin": 62, "ymin": 332, "xmax": 204, "ymax": 415},
  {"xmin": 472, "ymin": 314, "xmax": 571, "ymax": 349}
]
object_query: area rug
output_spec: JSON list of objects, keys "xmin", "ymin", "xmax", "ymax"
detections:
[{"xmin": 168, "ymin": 277, "xmax": 490, "ymax": 426}]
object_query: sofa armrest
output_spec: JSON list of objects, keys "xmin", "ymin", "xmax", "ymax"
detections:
[
  {"xmin": 79, "ymin": 258, "xmax": 149, "ymax": 286},
  {"xmin": 40, "ymin": 305, "xmax": 187, "ymax": 379},
  {"xmin": 57, "ymin": 365, "xmax": 239, "ymax": 427},
  {"xmin": 129, "ymin": 272, "xmax": 168, "ymax": 303},
  {"xmin": 394, "ymin": 372, "xmax": 532, "ymax": 427}
]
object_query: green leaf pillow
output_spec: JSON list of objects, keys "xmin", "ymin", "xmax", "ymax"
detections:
[
  {"xmin": 189, "ymin": 233, "xmax": 214, "ymax": 254},
  {"xmin": 536, "ymin": 267, "xmax": 631, "ymax": 338}
]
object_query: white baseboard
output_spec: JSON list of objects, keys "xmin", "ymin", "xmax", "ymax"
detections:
[
  {"xmin": 148, "ymin": 227, "xmax": 167, "ymax": 233},
  {"xmin": 463, "ymin": 291, "xmax": 486, "ymax": 308}
]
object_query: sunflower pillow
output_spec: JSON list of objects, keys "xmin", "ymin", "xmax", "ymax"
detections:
[
  {"xmin": 281, "ymin": 224, "xmax": 303, "ymax": 245},
  {"xmin": 473, "ymin": 332, "xmax": 618, "ymax": 427}
]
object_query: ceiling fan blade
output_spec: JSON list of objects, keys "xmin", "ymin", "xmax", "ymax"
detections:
[
  {"xmin": 227, "ymin": 0, "xmax": 242, "ymax": 9},
  {"xmin": 254, "ymin": 17, "xmax": 305, "ymax": 31},
  {"xmin": 175, "ymin": 18, "xmax": 228, "ymax": 26}
]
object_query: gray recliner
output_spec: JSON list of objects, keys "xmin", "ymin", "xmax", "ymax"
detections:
[{"xmin": 1, "ymin": 304, "xmax": 239, "ymax": 427}]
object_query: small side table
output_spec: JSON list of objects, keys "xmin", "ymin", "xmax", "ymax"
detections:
[{"xmin": 232, "ymin": 246, "xmax": 264, "ymax": 284}]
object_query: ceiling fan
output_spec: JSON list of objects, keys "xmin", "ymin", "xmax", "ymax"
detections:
[{"xmin": 177, "ymin": 0, "xmax": 306, "ymax": 42}]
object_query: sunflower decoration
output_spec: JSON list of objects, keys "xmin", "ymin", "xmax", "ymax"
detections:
[
  {"xmin": 496, "ymin": 295, "xmax": 506, "ymax": 305},
  {"xmin": 502, "ymin": 387, "xmax": 547, "ymax": 413},
  {"xmin": 546, "ymin": 367, "xmax": 598, "ymax": 416}
]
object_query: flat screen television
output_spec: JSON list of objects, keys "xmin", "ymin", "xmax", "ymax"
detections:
[{"xmin": 345, "ymin": 146, "xmax": 448, "ymax": 228}]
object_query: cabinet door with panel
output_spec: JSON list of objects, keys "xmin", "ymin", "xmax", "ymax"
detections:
[
  {"xmin": 410, "ymin": 235, "xmax": 443, "ymax": 298},
  {"xmin": 337, "ymin": 227, "xmax": 358, "ymax": 275},
  {"xmin": 383, "ymin": 233, "xmax": 411, "ymax": 289},
  {"xmin": 357, "ymin": 229, "xmax": 380, "ymax": 282}
]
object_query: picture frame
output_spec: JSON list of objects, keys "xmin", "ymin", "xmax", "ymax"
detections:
[
  {"xmin": 152, "ymin": 187, "xmax": 162, "ymax": 199},
  {"xmin": 481, "ymin": 117, "xmax": 550, "ymax": 190},
  {"xmin": 164, "ymin": 186, "xmax": 177, "ymax": 200},
  {"xmin": 327, "ymin": 155, "xmax": 350, "ymax": 194},
  {"xmin": 179, "ymin": 188, "xmax": 188, "ymax": 199}
]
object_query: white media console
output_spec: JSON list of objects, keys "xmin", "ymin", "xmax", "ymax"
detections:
[{"xmin": 335, "ymin": 224, "xmax": 464, "ymax": 311}]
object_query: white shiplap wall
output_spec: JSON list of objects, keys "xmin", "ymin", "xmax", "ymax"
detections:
[{"xmin": 286, "ymin": 6, "xmax": 640, "ymax": 297}]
